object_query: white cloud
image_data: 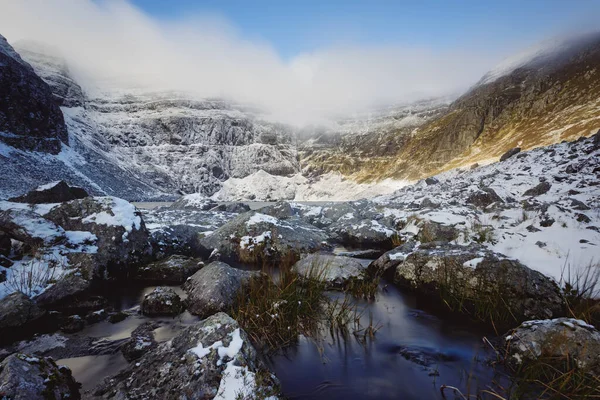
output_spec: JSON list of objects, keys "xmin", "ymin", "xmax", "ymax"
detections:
[{"xmin": 0, "ymin": 0, "xmax": 505, "ymax": 125}]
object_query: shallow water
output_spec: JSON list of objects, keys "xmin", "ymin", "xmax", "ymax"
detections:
[
  {"xmin": 55, "ymin": 274, "xmax": 505, "ymax": 399},
  {"xmin": 133, "ymin": 200, "xmax": 339, "ymax": 210}
]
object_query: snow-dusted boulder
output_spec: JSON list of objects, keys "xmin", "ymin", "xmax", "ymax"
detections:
[
  {"xmin": 92, "ymin": 313, "xmax": 280, "ymax": 399},
  {"xmin": 196, "ymin": 211, "xmax": 330, "ymax": 264},
  {"xmin": 0, "ymin": 209, "xmax": 66, "ymax": 247},
  {"xmin": 121, "ymin": 322, "xmax": 158, "ymax": 362},
  {"xmin": 33, "ymin": 273, "xmax": 91, "ymax": 309},
  {"xmin": 368, "ymin": 240, "xmax": 418, "ymax": 277},
  {"xmin": 293, "ymin": 253, "xmax": 366, "ymax": 288},
  {"xmin": 135, "ymin": 255, "xmax": 204, "ymax": 284},
  {"xmin": 394, "ymin": 243, "xmax": 564, "ymax": 325},
  {"xmin": 327, "ymin": 218, "xmax": 397, "ymax": 250},
  {"xmin": 257, "ymin": 201, "xmax": 296, "ymax": 220},
  {"xmin": 141, "ymin": 287, "xmax": 183, "ymax": 316},
  {"xmin": 45, "ymin": 196, "xmax": 152, "ymax": 278},
  {"xmin": 169, "ymin": 193, "xmax": 217, "ymax": 211},
  {"xmin": 8, "ymin": 180, "xmax": 88, "ymax": 204},
  {"xmin": 0, "ymin": 353, "xmax": 80, "ymax": 400},
  {"xmin": 296, "ymin": 202, "xmax": 357, "ymax": 228},
  {"xmin": 183, "ymin": 262, "xmax": 256, "ymax": 318},
  {"xmin": 505, "ymin": 318, "xmax": 600, "ymax": 376}
]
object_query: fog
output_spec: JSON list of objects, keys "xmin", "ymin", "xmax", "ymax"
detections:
[{"xmin": 0, "ymin": 0, "xmax": 562, "ymax": 124}]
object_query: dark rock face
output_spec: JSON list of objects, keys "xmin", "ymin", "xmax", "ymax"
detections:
[
  {"xmin": 505, "ymin": 318, "xmax": 600, "ymax": 376},
  {"xmin": 0, "ymin": 353, "xmax": 81, "ymax": 400},
  {"xmin": 466, "ymin": 187, "xmax": 503, "ymax": 208},
  {"xmin": 168, "ymin": 194, "xmax": 218, "ymax": 211},
  {"xmin": 135, "ymin": 255, "xmax": 204, "ymax": 284},
  {"xmin": 293, "ymin": 253, "xmax": 366, "ymax": 288},
  {"xmin": 209, "ymin": 202, "xmax": 251, "ymax": 213},
  {"xmin": 0, "ymin": 231, "xmax": 12, "ymax": 256},
  {"xmin": 0, "ymin": 292, "xmax": 47, "ymax": 344},
  {"xmin": 0, "ymin": 35, "xmax": 67, "ymax": 154},
  {"xmin": 8, "ymin": 181, "xmax": 88, "ymax": 204},
  {"xmin": 33, "ymin": 273, "xmax": 91, "ymax": 309},
  {"xmin": 183, "ymin": 261, "xmax": 256, "ymax": 318},
  {"xmin": 196, "ymin": 211, "xmax": 330, "ymax": 263},
  {"xmin": 140, "ymin": 287, "xmax": 183, "ymax": 316},
  {"xmin": 500, "ymin": 147, "xmax": 521, "ymax": 162},
  {"xmin": 394, "ymin": 244, "xmax": 564, "ymax": 325},
  {"xmin": 92, "ymin": 313, "xmax": 279, "ymax": 399},
  {"xmin": 523, "ymin": 181, "xmax": 551, "ymax": 197}
]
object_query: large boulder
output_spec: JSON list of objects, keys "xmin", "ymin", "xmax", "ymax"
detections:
[
  {"xmin": 0, "ymin": 209, "xmax": 66, "ymax": 248},
  {"xmin": 297, "ymin": 202, "xmax": 358, "ymax": 228},
  {"xmin": 183, "ymin": 261, "xmax": 256, "ymax": 318},
  {"xmin": 45, "ymin": 196, "xmax": 152, "ymax": 278},
  {"xmin": 327, "ymin": 218, "xmax": 396, "ymax": 250},
  {"xmin": 505, "ymin": 318, "xmax": 600, "ymax": 376},
  {"xmin": 293, "ymin": 253, "xmax": 366, "ymax": 288},
  {"xmin": 169, "ymin": 193, "xmax": 217, "ymax": 210},
  {"xmin": 500, "ymin": 147, "xmax": 521, "ymax": 162},
  {"xmin": 33, "ymin": 273, "xmax": 92, "ymax": 309},
  {"xmin": 0, "ymin": 34, "xmax": 68, "ymax": 154},
  {"xmin": 92, "ymin": 313, "xmax": 280, "ymax": 399},
  {"xmin": 257, "ymin": 201, "xmax": 296, "ymax": 220},
  {"xmin": 8, "ymin": 181, "xmax": 88, "ymax": 204},
  {"xmin": 394, "ymin": 244, "xmax": 564, "ymax": 326},
  {"xmin": 522, "ymin": 181, "xmax": 551, "ymax": 197},
  {"xmin": 135, "ymin": 255, "xmax": 204, "ymax": 284},
  {"xmin": 141, "ymin": 287, "xmax": 183, "ymax": 316},
  {"xmin": 0, "ymin": 292, "xmax": 48, "ymax": 344},
  {"xmin": 368, "ymin": 240, "xmax": 418, "ymax": 277},
  {"xmin": 195, "ymin": 212, "xmax": 330, "ymax": 264},
  {"xmin": 0, "ymin": 353, "xmax": 80, "ymax": 399},
  {"xmin": 466, "ymin": 187, "xmax": 503, "ymax": 208}
]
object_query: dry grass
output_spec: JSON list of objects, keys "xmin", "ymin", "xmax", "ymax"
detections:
[{"xmin": 560, "ymin": 260, "xmax": 600, "ymax": 328}]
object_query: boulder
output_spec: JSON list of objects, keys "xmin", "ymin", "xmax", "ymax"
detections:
[
  {"xmin": 0, "ymin": 231, "xmax": 11, "ymax": 256},
  {"xmin": 293, "ymin": 254, "xmax": 366, "ymax": 288},
  {"xmin": 33, "ymin": 273, "xmax": 92, "ymax": 309},
  {"xmin": 60, "ymin": 315, "xmax": 85, "ymax": 333},
  {"xmin": 257, "ymin": 201, "xmax": 295, "ymax": 220},
  {"xmin": 196, "ymin": 212, "xmax": 330, "ymax": 264},
  {"xmin": 505, "ymin": 318, "xmax": 600, "ymax": 376},
  {"xmin": 425, "ymin": 177, "xmax": 439, "ymax": 185},
  {"xmin": 415, "ymin": 220, "xmax": 459, "ymax": 243},
  {"xmin": 150, "ymin": 224, "xmax": 209, "ymax": 258},
  {"xmin": 500, "ymin": 147, "xmax": 521, "ymax": 162},
  {"xmin": 140, "ymin": 287, "xmax": 183, "ymax": 316},
  {"xmin": 466, "ymin": 187, "xmax": 503, "ymax": 208},
  {"xmin": 368, "ymin": 240, "xmax": 418, "ymax": 277},
  {"xmin": 183, "ymin": 261, "xmax": 256, "ymax": 318},
  {"xmin": 121, "ymin": 322, "xmax": 158, "ymax": 362},
  {"xmin": 0, "ymin": 209, "xmax": 66, "ymax": 247},
  {"xmin": 0, "ymin": 353, "xmax": 80, "ymax": 400},
  {"xmin": 0, "ymin": 292, "xmax": 48, "ymax": 344},
  {"xmin": 523, "ymin": 181, "xmax": 551, "ymax": 197},
  {"xmin": 92, "ymin": 313, "xmax": 280, "ymax": 399},
  {"xmin": 8, "ymin": 180, "xmax": 88, "ymax": 204},
  {"xmin": 327, "ymin": 219, "xmax": 396, "ymax": 250},
  {"xmin": 135, "ymin": 255, "xmax": 204, "ymax": 284},
  {"xmin": 169, "ymin": 193, "xmax": 217, "ymax": 210},
  {"xmin": 297, "ymin": 202, "xmax": 357, "ymax": 229},
  {"xmin": 45, "ymin": 196, "xmax": 152, "ymax": 278},
  {"xmin": 394, "ymin": 244, "xmax": 564, "ymax": 326},
  {"xmin": 209, "ymin": 202, "xmax": 251, "ymax": 213}
]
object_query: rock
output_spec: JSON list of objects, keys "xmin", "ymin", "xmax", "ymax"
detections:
[
  {"xmin": 60, "ymin": 315, "xmax": 85, "ymax": 333},
  {"xmin": 183, "ymin": 261, "xmax": 256, "ymax": 318},
  {"xmin": 8, "ymin": 181, "xmax": 88, "ymax": 204},
  {"xmin": 566, "ymin": 198, "xmax": 590, "ymax": 211},
  {"xmin": 107, "ymin": 311, "xmax": 128, "ymax": 324},
  {"xmin": 0, "ymin": 292, "xmax": 48, "ymax": 344},
  {"xmin": 169, "ymin": 193, "xmax": 218, "ymax": 210},
  {"xmin": 135, "ymin": 255, "xmax": 204, "ymax": 284},
  {"xmin": 416, "ymin": 220, "xmax": 459, "ymax": 243},
  {"xmin": 505, "ymin": 318, "xmax": 600, "ymax": 376},
  {"xmin": 500, "ymin": 147, "xmax": 521, "ymax": 162},
  {"xmin": 150, "ymin": 224, "xmax": 209, "ymax": 258},
  {"xmin": 140, "ymin": 287, "xmax": 183, "ymax": 316},
  {"xmin": 523, "ymin": 181, "xmax": 551, "ymax": 197},
  {"xmin": 45, "ymin": 196, "xmax": 152, "ymax": 278},
  {"xmin": 296, "ymin": 202, "xmax": 357, "ymax": 229},
  {"xmin": 335, "ymin": 249, "xmax": 385, "ymax": 259},
  {"xmin": 466, "ymin": 188, "xmax": 503, "ymax": 208},
  {"xmin": 327, "ymin": 219, "xmax": 396, "ymax": 250},
  {"xmin": 368, "ymin": 240, "xmax": 418, "ymax": 277},
  {"xmin": 92, "ymin": 313, "xmax": 279, "ymax": 400},
  {"xmin": 293, "ymin": 254, "xmax": 366, "ymax": 288},
  {"xmin": 209, "ymin": 202, "xmax": 251, "ymax": 213},
  {"xmin": 121, "ymin": 322, "xmax": 158, "ymax": 362},
  {"xmin": 540, "ymin": 217, "xmax": 555, "ymax": 227},
  {"xmin": 0, "ymin": 209, "xmax": 66, "ymax": 247},
  {"xmin": 0, "ymin": 231, "xmax": 11, "ymax": 256},
  {"xmin": 576, "ymin": 213, "xmax": 591, "ymax": 223},
  {"xmin": 33, "ymin": 273, "xmax": 92, "ymax": 309},
  {"xmin": 394, "ymin": 244, "xmax": 564, "ymax": 325},
  {"xmin": 196, "ymin": 211, "xmax": 330, "ymax": 264},
  {"xmin": 425, "ymin": 177, "xmax": 439, "ymax": 185},
  {"xmin": 257, "ymin": 201, "xmax": 295, "ymax": 220},
  {"xmin": 0, "ymin": 353, "xmax": 80, "ymax": 400},
  {"xmin": 0, "ymin": 34, "xmax": 68, "ymax": 154}
]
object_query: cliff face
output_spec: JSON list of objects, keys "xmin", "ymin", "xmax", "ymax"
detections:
[{"xmin": 0, "ymin": 35, "xmax": 67, "ymax": 154}]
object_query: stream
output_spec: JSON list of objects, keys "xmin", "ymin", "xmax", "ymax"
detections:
[{"xmin": 55, "ymin": 259, "xmax": 506, "ymax": 399}]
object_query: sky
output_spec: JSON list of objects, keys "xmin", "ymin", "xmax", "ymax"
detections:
[{"xmin": 0, "ymin": 0, "xmax": 598, "ymax": 125}]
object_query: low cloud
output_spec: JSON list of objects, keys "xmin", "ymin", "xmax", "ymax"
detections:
[{"xmin": 0, "ymin": 0, "xmax": 527, "ymax": 124}]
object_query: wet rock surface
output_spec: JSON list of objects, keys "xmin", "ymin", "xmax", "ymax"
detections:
[
  {"xmin": 135, "ymin": 255, "xmax": 204, "ymax": 283},
  {"xmin": 0, "ymin": 292, "xmax": 48, "ymax": 344},
  {"xmin": 140, "ymin": 287, "xmax": 183, "ymax": 316},
  {"xmin": 121, "ymin": 322, "xmax": 158, "ymax": 362}
]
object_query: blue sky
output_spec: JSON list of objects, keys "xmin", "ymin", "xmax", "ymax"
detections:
[{"xmin": 131, "ymin": 0, "xmax": 600, "ymax": 58}]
